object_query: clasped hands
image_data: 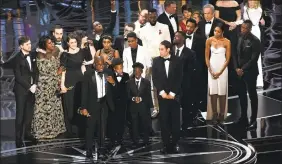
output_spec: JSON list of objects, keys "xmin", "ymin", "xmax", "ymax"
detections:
[
  {"xmin": 133, "ymin": 97, "xmax": 142, "ymax": 103},
  {"xmin": 161, "ymin": 93, "xmax": 175, "ymax": 100},
  {"xmin": 236, "ymin": 68, "xmax": 244, "ymax": 77},
  {"xmin": 209, "ymin": 69, "xmax": 222, "ymax": 79},
  {"xmin": 80, "ymin": 108, "xmax": 91, "ymax": 117}
]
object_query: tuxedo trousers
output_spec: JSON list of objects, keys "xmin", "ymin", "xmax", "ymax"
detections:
[
  {"xmin": 14, "ymin": 91, "xmax": 35, "ymax": 140},
  {"xmin": 158, "ymin": 98, "xmax": 181, "ymax": 147},
  {"xmin": 85, "ymin": 99, "xmax": 108, "ymax": 150}
]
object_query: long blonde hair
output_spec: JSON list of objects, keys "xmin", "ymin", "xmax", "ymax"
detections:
[{"xmin": 245, "ymin": 0, "xmax": 261, "ymax": 9}]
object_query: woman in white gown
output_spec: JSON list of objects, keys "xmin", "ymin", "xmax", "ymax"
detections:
[
  {"xmin": 205, "ymin": 23, "xmax": 231, "ymax": 123},
  {"xmin": 243, "ymin": 0, "xmax": 265, "ymax": 87}
]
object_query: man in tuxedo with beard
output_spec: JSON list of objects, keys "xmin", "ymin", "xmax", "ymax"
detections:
[
  {"xmin": 13, "ymin": 36, "xmax": 39, "ymax": 147},
  {"xmin": 79, "ymin": 56, "xmax": 116, "ymax": 158},
  {"xmin": 152, "ymin": 40, "xmax": 183, "ymax": 154},
  {"xmin": 198, "ymin": 4, "xmax": 224, "ymax": 39},
  {"xmin": 172, "ymin": 31, "xmax": 198, "ymax": 129},
  {"xmin": 52, "ymin": 25, "xmax": 67, "ymax": 52},
  {"xmin": 185, "ymin": 18, "xmax": 207, "ymax": 113},
  {"xmin": 234, "ymin": 20, "xmax": 261, "ymax": 130},
  {"xmin": 157, "ymin": 0, "xmax": 178, "ymax": 43},
  {"xmin": 108, "ymin": 58, "xmax": 129, "ymax": 146}
]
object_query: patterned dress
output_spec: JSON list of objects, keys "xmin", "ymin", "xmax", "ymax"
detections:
[{"xmin": 31, "ymin": 52, "xmax": 66, "ymax": 139}]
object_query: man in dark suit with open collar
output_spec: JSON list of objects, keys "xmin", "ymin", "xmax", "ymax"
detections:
[
  {"xmin": 157, "ymin": 0, "xmax": 178, "ymax": 43},
  {"xmin": 173, "ymin": 31, "xmax": 199, "ymax": 129},
  {"xmin": 198, "ymin": 4, "xmax": 224, "ymax": 39},
  {"xmin": 127, "ymin": 62, "xmax": 153, "ymax": 147},
  {"xmin": 108, "ymin": 58, "xmax": 129, "ymax": 146},
  {"xmin": 13, "ymin": 36, "xmax": 39, "ymax": 147},
  {"xmin": 234, "ymin": 20, "xmax": 261, "ymax": 130},
  {"xmin": 152, "ymin": 40, "xmax": 183, "ymax": 154},
  {"xmin": 79, "ymin": 56, "xmax": 116, "ymax": 158}
]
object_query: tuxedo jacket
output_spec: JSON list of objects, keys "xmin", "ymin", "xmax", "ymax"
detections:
[
  {"xmin": 157, "ymin": 12, "xmax": 179, "ymax": 42},
  {"xmin": 114, "ymin": 35, "xmax": 143, "ymax": 58},
  {"xmin": 81, "ymin": 69, "xmax": 116, "ymax": 115},
  {"xmin": 198, "ymin": 18, "xmax": 224, "ymax": 39},
  {"xmin": 113, "ymin": 72, "xmax": 130, "ymax": 102},
  {"xmin": 234, "ymin": 33, "xmax": 261, "ymax": 75},
  {"xmin": 172, "ymin": 47, "xmax": 197, "ymax": 92},
  {"xmin": 123, "ymin": 45, "xmax": 151, "ymax": 78},
  {"xmin": 13, "ymin": 51, "xmax": 39, "ymax": 95},
  {"xmin": 127, "ymin": 78, "xmax": 153, "ymax": 111},
  {"xmin": 190, "ymin": 34, "xmax": 206, "ymax": 71},
  {"xmin": 91, "ymin": 11, "xmax": 117, "ymax": 50},
  {"xmin": 152, "ymin": 54, "xmax": 183, "ymax": 99}
]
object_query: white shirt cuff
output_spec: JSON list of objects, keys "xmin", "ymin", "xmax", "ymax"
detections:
[
  {"xmin": 235, "ymin": 20, "xmax": 243, "ymax": 25},
  {"xmin": 159, "ymin": 90, "xmax": 165, "ymax": 96},
  {"xmin": 132, "ymin": 97, "xmax": 135, "ymax": 101},
  {"xmin": 169, "ymin": 92, "xmax": 175, "ymax": 97},
  {"xmin": 111, "ymin": 10, "xmax": 117, "ymax": 13},
  {"xmin": 140, "ymin": 97, "xmax": 142, "ymax": 102}
]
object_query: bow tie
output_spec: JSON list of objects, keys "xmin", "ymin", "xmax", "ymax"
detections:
[
  {"xmin": 140, "ymin": 24, "xmax": 145, "ymax": 28},
  {"xmin": 97, "ymin": 72, "xmax": 103, "ymax": 78},
  {"xmin": 163, "ymin": 58, "xmax": 171, "ymax": 62},
  {"xmin": 116, "ymin": 74, "xmax": 123, "ymax": 77},
  {"xmin": 169, "ymin": 15, "xmax": 174, "ymax": 19},
  {"xmin": 206, "ymin": 21, "xmax": 212, "ymax": 24},
  {"xmin": 24, "ymin": 54, "xmax": 30, "ymax": 58},
  {"xmin": 186, "ymin": 35, "xmax": 192, "ymax": 39},
  {"xmin": 56, "ymin": 42, "xmax": 62, "ymax": 45}
]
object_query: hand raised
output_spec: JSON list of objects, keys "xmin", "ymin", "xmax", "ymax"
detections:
[{"xmin": 106, "ymin": 76, "xmax": 115, "ymax": 84}]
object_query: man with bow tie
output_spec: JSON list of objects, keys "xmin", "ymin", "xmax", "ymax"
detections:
[
  {"xmin": 107, "ymin": 58, "xmax": 129, "ymax": 146},
  {"xmin": 52, "ymin": 25, "xmax": 67, "ymax": 52},
  {"xmin": 79, "ymin": 56, "xmax": 116, "ymax": 158},
  {"xmin": 198, "ymin": 4, "xmax": 224, "ymax": 39},
  {"xmin": 157, "ymin": 1, "xmax": 178, "ymax": 43},
  {"xmin": 13, "ymin": 36, "xmax": 39, "ymax": 147},
  {"xmin": 134, "ymin": 9, "xmax": 148, "ymax": 38},
  {"xmin": 127, "ymin": 62, "xmax": 153, "ymax": 147},
  {"xmin": 152, "ymin": 40, "xmax": 183, "ymax": 154}
]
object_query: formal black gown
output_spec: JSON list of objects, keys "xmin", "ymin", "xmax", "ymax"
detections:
[{"xmin": 60, "ymin": 49, "xmax": 84, "ymax": 135}]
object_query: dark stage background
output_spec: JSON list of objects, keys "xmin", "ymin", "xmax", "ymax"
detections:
[{"xmin": 0, "ymin": 0, "xmax": 281, "ymax": 140}]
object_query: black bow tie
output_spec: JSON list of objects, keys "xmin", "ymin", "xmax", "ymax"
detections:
[
  {"xmin": 186, "ymin": 35, "xmax": 192, "ymax": 39},
  {"xmin": 97, "ymin": 72, "xmax": 103, "ymax": 78},
  {"xmin": 169, "ymin": 15, "xmax": 174, "ymax": 19},
  {"xmin": 116, "ymin": 74, "xmax": 123, "ymax": 77},
  {"xmin": 206, "ymin": 21, "xmax": 212, "ymax": 24},
  {"xmin": 24, "ymin": 54, "xmax": 30, "ymax": 58},
  {"xmin": 163, "ymin": 58, "xmax": 171, "ymax": 62},
  {"xmin": 140, "ymin": 24, "xmax": 145, "ymax": 28}
]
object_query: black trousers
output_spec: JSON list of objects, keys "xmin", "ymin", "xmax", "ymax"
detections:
[
  {"xmin": 108, "ymin": 99, "xmax": 127, "ymax": 142},
  {"xmin": 130, "ymin": 103, "xmax": 151, "ymax": 144},
  {"xmin": 85, "ymin": 99, "xmax": 108, "ymax": 150},
  {"xmin": 158, "ymin": 98, "xmax": 181, "ymax": 147},
  {"xmin": 15, "ymin": 91, "xmax": 35, "ymax": 140},
  {"xmin": 181, "ymin": 94, "xmax": 197, "ymax": 129},
  {"xmin": 235, "ymin": 74, "xmax": 258, "ymax": 124}
]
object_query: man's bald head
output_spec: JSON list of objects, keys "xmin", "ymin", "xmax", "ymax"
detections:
[
  {"xmin": 94, "ymin": 56, "xmax": 105, "ymax": 72},
  {"xmin": 138, "ymin": 9, "xmax": 148, "ymax": 25}
]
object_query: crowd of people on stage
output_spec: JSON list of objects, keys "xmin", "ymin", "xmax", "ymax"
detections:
[{"xmin": 12, "ymin": 0, "xmax": 264, "ymax": 158}]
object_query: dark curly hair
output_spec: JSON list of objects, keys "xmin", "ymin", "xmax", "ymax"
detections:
[
  {"xmin": 72, "ymin": 30, "xmax": 87, "ymax": 47},
  {"xmin": 38, "ymin": 35, "xmax": 53, "ymax": 50}
]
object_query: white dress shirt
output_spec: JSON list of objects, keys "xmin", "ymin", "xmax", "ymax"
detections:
[
  {"xmin": 159, "ymin": 55, "xmax": 175, "ymax": 97},
  {"xmin": 95, "ymin": 71, "xmax": 106, "ymax": 98},
  {"xmin": 134, "ymin": 21, "xmax": 147, "ymax": 38},
  {"xmin": 185, "ymin": 33, "xmax": 194, "ymax": 49},
  {"xmin": 25, "ymin": 55, "xmax": 33, "ymax": 84},
  {"xmin": 165, "ymin": 11, "xmax": 177, "ymax": 33},
  {"xmin": 132, "ymin": 78, "xmax": 142, "ymax": 102},
  {"xmin": 205, "ymin": 17, "xmax": 214, "ymax": 38},
  {"xmin": 175, "ymin": 45, "xmax": 184, "ymax": 57},
  {"xmin": 116, "ymin": 73, "xmax": 122, "ymax": 82}
]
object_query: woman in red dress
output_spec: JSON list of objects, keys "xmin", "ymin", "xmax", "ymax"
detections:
[{"xmin": 179, "ymin": 4, "xmax": 192, "ymax": 33}]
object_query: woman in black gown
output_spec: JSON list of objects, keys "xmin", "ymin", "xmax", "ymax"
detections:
[{"xmin": 60, "ymin": 33, "xmax": 84, "ymax": 136}]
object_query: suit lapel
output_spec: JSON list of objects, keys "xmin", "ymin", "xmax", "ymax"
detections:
[
  {"xmin": 138, "ymin": 78, "xmax": 145, "ymax": 95},
  {"xmin": 21, "ymin": 52, "xmax": 31, "ymax": 72},
  {"xmin": 167, "ymin": 55, "xmax": 175, "ymax": 79},
  {"xmin": 91, "ymin": 71, "xmax": 98, "ymax": 93},
  {"xmin": 209, "ymin": 19, "xmax": 217, "ymax": 37}
]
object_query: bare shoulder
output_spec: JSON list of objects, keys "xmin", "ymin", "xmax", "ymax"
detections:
[
  {"xmin": 216, "ymin": 0, "xmax": 222, "ymax": 7},
  {"xmin": 232, "ymin": 0, "xmax": 239, "ymax": 7},
  {"xmin": 224, "ymin": 38, "xmax": 231, "ymax": 44}
]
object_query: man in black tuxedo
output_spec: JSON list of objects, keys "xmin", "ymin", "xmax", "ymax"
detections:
[
  {"xmin": 152, "ymin": 40, "xmax": 183, "ymax": 153},
  {"xmin": 79, "ymin": 56, "xmax": 116, "ymax": 158},
  {"xmin": 91, "ymin": 0, "xmax": 117, "ymax": 50},
  {"xmin": 185, "ymin": 18, "xmax": 208, "ymax": 113},
  {"xmin": 108, "ymin": 58, "xmax": 129, "ymax": 145},
  {"xmin": 13, "ymin": 36, "xmax": 39, "ymax": 147},
  {"xmin": 157, "ymin": 0, "xmax": 178, "ymax": 42},
  {"xmin": 51, "ymin": 24, "xmax": 67, "ymax": 52},
  {"xmin": 172, "ymin": 31, "xmax": 198, "ymax": 129},
  {"xmin": 234, "ymin": 20, "xmax": 261, "ymax": 130},
  {"xmin": 198, "ymin": 4, "xmax": 224, "ymax": 39},
  {"xmin": 114, "ymin": 23, "xmax": 142, "ymax": 58},
  {"xmin": 127, "ymin": 62, "xmax": 153, "ymax": 147}
]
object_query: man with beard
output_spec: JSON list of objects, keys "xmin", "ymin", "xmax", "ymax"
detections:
[
  {"xmin": 139, "ymin": 8, "xmax": 170, "ymax": 117},
  {"xmin": 91, "ymin": 0, "xmax": 117, "ymax": 50},
  {"xmin": 134, "ymin": 9, "xmax": 148, "ymax": 38},
  {"xmin": 234, "ymin": 20, "xmax": 261, "ymax": 130},
  {"xmin": 52, "ymin": 25, "xmax": 67, "ymax": 52}
]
